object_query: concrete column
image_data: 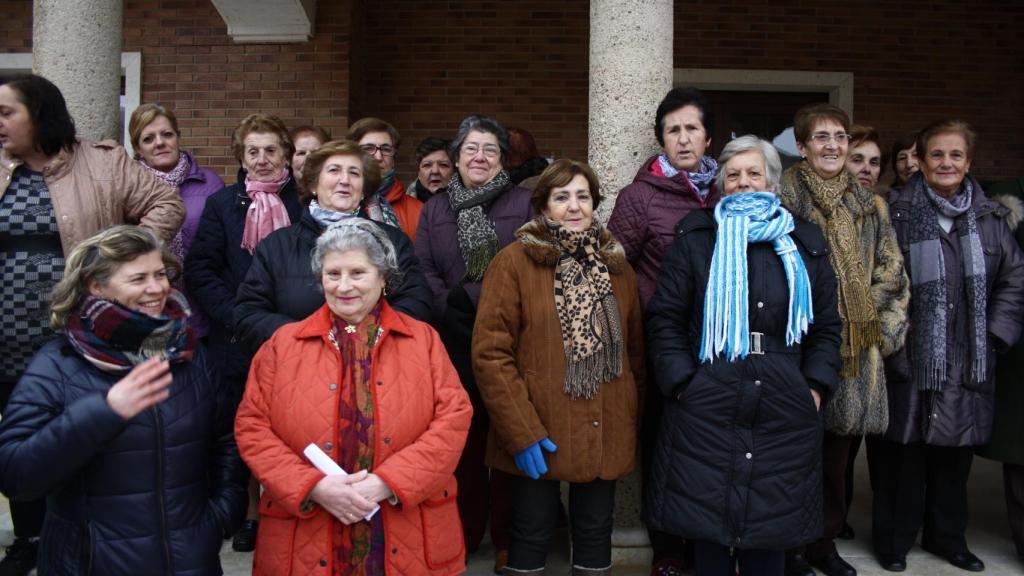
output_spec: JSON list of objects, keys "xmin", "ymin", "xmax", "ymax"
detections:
[
  {"xmin": 589, "ymin": 0, "xmax": 673, "ymax": 223},
  {"xmin": 33, "ymin": 0, "xmax": 123, "ymax": 142},
  {"xmin": 588, "ymin": 0, "xmax": 673, "ymax": 566}
]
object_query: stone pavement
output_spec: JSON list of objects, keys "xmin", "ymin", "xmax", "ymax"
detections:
[{"xmin": 3, "ymin": 452, "xmax": 1022, "ymax": 575}]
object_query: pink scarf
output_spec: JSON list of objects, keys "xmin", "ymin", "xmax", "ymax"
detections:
[{"xmin": 241, "ymin": 171, "xmax": 292, "ymax": 254}]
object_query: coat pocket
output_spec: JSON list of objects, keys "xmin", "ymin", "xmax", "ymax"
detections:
[
  {"xmin": 420, "ymin": 477, "xmax": 465, "ymax": 569},
  {"xmin": 252, "ymin": 497, "xmax": 298, "ymax": 576}
]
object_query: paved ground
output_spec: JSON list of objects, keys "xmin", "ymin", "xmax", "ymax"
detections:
[{"xmin": 3, "ymin": 451, "xmax": 1023, "ymax": 575}]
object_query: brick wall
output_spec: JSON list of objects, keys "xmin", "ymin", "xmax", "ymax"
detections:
[
  {"xmin": 4, "ymin": 1, "xmax": 1022, "ymax": 183},
  {"xmin": 353, "ymin": 0, "xmax": 591, "ymax": 185},
  {"xmin": 121, "ymin": 0, "xmax": 353, "ymax": 181},
  {"xmin": 2, "ymin": 0, "xmax": 354, "ymax": 183},
  {"xmin": 674, "ymin": 1, "xmax": 1024, "ymax": 181}
]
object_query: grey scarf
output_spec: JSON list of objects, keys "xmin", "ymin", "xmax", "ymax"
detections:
[
  {"xmin": 447, "ymin": 170, "xmax": 511, "ymax": 282},
  {"xmin": 907, "ymin": 173, "xmax": 988, "ymax": 391}
]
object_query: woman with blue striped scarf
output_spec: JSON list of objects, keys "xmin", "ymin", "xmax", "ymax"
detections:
[{"xmin": 644, "ymin": 136, "xmax": 843, "ymax": 576}]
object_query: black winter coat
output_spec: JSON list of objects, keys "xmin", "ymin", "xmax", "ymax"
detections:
[
  {"xmin": 184, "ymin": 175, "xmax": 304, "ymax": 385},
  {"xmin": 885, "ymin": 176, "xmax": 1024, "ymax": 446},
  {"xmin": 233, "ymin": 210, "xmax": 434, "ymax": 354},
  {"xmin": 0, "ymin": 342, "xmax": 248, "ymax": 575},
  {"xmin": 644, "ymin": 209, "xmax": 842, "ymax": 550}
]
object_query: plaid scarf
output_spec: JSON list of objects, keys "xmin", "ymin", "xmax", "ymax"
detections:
[
  {"xmin": 365, "ymin": 170, "xmax": 401, "ymax": 229},
  {"xmin": 907, "ymin": 173, "xmax": 988, "ymax": 391},
  {"xmin": 447, "ymin": 169, "xmax": 511, "ymax": 282},
  {"xmin": 700, "ymin": 192, "xmax": 813, "ymax": 362},
  {"xmin": 65, "ymin": 291, "xmax": 195, "ymax": 374},
  {"xmin": 551, "ymin": 221, "xmax": 623, "ymax": 399}
]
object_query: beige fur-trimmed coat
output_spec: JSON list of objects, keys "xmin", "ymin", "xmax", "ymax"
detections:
[{"xmin": 778, "ymin": 165, "xmax": 910, "ymax": 435}]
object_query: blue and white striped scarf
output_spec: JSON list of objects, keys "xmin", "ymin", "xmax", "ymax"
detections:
[{"xmin": 699, "ymin": 192, "xmax": 813, "ymax": 362}]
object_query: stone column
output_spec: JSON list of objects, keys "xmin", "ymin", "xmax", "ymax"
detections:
[
  {"xmin": 589, "ymin": 0, "xmax": 673, "ymax": 223},
  {"xmin": 587, "ymin": 0, "xmax": 673, "ymax": 566},
  {"xmin": 33, "ymin": 0, "xmax": 123, "ymax": 141}
]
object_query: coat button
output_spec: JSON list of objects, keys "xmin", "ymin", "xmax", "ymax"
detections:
[
  {"xmin": 319, "ymin": 558, "xmax": 327, "ymax": 567},
  {"xmin": 377, "ymin": 380, "xmax": 383, "ymax": 386},
  {"xmin": 392, "ymin": 548, "xmax": 398, "ymax": 555},
  {"xmin": 384, "ymin": 437, "xmax": 392, "ymax": 445},
  {"xmin": 592, "ymin": 421, "xmax": 600, "ymax": 427},
  {"xmin": 756, "ymin": 301, "xmax": 764, "ymax": 308},
  {"xmin": 948, "ymin": 303, "xmax": 954, "ymax": 310},
  {"xmin": 329, "ymin": 383, "xmax": 337, "ymax": 391},
  {"xmin": 745, "ymin": 452, "xmax": 752, "ymax": 460},
  {"xmin": 324, "ymin": 442, "xmax": 333, "ymax": 451},
  {"xmin": 754, "ymin": 380, "xmax": 761, "ymax": 386}
]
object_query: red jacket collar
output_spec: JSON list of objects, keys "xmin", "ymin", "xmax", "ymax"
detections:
[{"xmin": 294, "ymin": 300, "xmax": 415, "ymax": 340}]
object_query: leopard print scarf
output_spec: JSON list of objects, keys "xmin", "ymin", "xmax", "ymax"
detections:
[
  {"xmin": 552, "ymin": 222, "xmax": 623, "ymax": 399},
  {"xmin": 448, "ymin": 170, "xmax": 511, "ymax": 282}
]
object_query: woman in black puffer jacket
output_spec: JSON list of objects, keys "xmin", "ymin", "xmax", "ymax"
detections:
[
  {"xmin": 233, "ymin": 140, "xmax": 433, "ymax": 355},
  {"xmin": 644, "ymin": 137, "xmax": 842, "ymax": 576},
  {"xmin": 0, "ymin": 226, "xmax": 248, "ymax": 576}
]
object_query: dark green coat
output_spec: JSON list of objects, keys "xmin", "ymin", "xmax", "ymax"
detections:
[{"xmin": 979, "ymin": 178, "xmax": 1024, "ymax": 464}]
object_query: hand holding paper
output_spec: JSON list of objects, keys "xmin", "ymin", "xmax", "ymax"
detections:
[{"xmin": 304, "ymin": 443, "xmax": 380, "ymax": 522}]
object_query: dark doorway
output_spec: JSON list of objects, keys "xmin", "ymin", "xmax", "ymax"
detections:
[{"xmin": 702, "ymin": 90, "xmax": 829, "ymax": 157}]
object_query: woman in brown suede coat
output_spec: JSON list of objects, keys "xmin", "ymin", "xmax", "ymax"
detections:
[{"xmin": 473, "ymin": 159, "xmax": 644, "ymax": 576}]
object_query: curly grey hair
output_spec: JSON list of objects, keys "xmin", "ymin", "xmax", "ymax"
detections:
[
  {"xmin": 311, "ymin": 219, "xmax": 402, "ymax": 293},
  {"xmin": 715, "ymin": 135, "xmax": 783, "ymax": 193},
  {"xmin": 448, "ymin": 115, "xmax": 509, "ymax": 166}
]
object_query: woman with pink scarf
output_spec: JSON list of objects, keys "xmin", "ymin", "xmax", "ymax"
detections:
[{"xmin": 184, "ymin": 113, "xmax": 304, "ymax": 553}]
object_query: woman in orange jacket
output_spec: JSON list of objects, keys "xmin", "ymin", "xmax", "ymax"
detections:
[{"xmin": 235, "ymin": 218, "xmax": 473, "ymax": 576}]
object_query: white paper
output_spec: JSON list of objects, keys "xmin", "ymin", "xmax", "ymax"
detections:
[{"xmin": 304, "ymin": 443, "xmax": 380, "ymax": 520}]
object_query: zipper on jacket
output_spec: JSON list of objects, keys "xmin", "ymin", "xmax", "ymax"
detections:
[{"xmin": 153, "ymin": 407, "xmax": 174, "ymax": 575}]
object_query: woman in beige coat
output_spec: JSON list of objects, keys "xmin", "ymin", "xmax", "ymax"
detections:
[{"xmin": 474, "ymin": 159, "xmax": 645, "ymax": 576}]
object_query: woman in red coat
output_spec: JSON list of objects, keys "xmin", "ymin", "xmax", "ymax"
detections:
[{"xmin": 235, "ymin": 218, "xmax": 473, "ymax": 575}]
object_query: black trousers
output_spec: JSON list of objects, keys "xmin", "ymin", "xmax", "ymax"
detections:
[
  {"xmin": 0, "ymin": 381, "xmax": 45, "ymax": 539},
  {"xmin": 1003, "ymin": 462, "xmax": 1024, "ymax": 557},
  {"xmin": 641, "ymin": 377, "xmax": 687, "ymax": 562},
  {"xmin": 870, "ymin": 439, "xmax": 974, "ymax": 557},
  {"xmin": 806, "ymin": 432, "xmax": 855, "ymax": 561},
  {"xmin": 453, "ymin": 386, "xmax": 511, "ymax": 552},
  {"xmin": 507, "ymin": 476, "xmax": 615, "ymax": 570},
  {"xmin": 693, "ymin": 541, "xmax": 784, "ymax": 576}
]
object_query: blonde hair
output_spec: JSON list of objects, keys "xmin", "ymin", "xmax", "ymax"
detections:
[
  {"xmin": 50, "ymin": 226, "xmax": 180, "ymax": 330},
  {"xmin": 128, "ymin": 103, "xmax": 180, "ymax": 158}
]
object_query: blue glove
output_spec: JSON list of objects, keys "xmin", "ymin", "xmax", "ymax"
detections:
[{"xmin": 513, "ymin": 437, "xmax": 557, "ymax": 479}]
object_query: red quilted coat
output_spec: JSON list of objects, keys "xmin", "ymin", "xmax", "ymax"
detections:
[{"xmin": 235, "ymin": 302, "xmax": 472, "ymax": 575}]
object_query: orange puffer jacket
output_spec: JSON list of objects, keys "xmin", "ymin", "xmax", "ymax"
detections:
[{"xmin": 235, "ymin": 302, "xmax": 472, "ymax": 576}]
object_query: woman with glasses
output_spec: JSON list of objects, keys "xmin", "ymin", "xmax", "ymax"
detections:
[
  {"xmin": 347, "ymin": 117, "xmax": 423, "ymax": 240},
  {"xmin": 415, "ymin": 115, "xmax": 533, "ymax": 571},
  {"xmin": 776, "ymin": 104, "xmax": 910, "ymax": 576}
]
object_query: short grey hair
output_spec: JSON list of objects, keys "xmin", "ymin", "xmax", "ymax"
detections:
[
  {"xmin": 449, "ymin": 115, "xmax": 509, "ymax": 166},
  {"xmin": 311, "ymin": 219, "xmax": 402, "ymax": 293},
  {"xmin": 715, "ymin": 135, "xmax": 783, "ymax": 193}
]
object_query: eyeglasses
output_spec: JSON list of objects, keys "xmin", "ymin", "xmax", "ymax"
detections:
[
  {"xmin": 810, "ymin": 132, "xmax": 850, "ymax": 145},
  {"xmin": 461, "ymin": 144, "xmax": 500, "ymax": 158},
  {"xmin": 360, "ymin": 143, "xmax": 396, "ymax": 157}
]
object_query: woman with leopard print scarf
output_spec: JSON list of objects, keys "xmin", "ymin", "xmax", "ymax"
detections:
[{"xmin": 473, "ymin": 159, "xmax": 645, "ymax": 576}]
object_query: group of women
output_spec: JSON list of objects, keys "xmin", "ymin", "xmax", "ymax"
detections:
[{"xmin": 0, "ymin": 72, "xmax": 1022, "ymax": 576}]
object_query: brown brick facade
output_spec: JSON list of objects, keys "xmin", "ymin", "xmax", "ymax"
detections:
[{"xmin": 2, "ymin": 1, "xmax": 1022, "ymax": 183}]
